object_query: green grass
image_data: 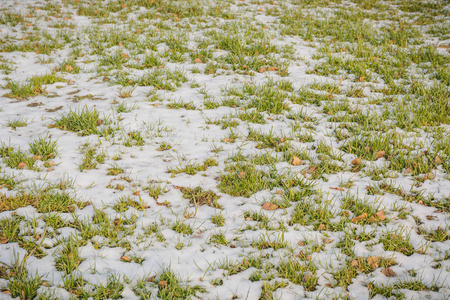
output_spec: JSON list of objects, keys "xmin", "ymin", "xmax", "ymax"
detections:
[
  {"xmin": 53, "ymin": 106, "xmax": 107, "ymax": 136},
  {"xmin": 0, "ymin": 0, "xmax": 449, "ymax": 299}
]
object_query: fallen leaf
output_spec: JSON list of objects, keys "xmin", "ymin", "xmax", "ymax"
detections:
[
  {"xmin": 435, "ymin": 156, "xmax": 442, "ymax": 164},
  {"xmin": 307, "ymin": 166, "xmax": 317, "ymax": 173},
  {"xmin": 323, "ymin": 238, "xmax": 333, "ymax": 244},
  {"xmin": 351, "ymin": 158, "xmax": 361, "ymax": 165},
  {"xmin": 276, "ymin": 190, "xmax": 282, "ymax": 195},
  {"xmin": 48, "ymin": 161, "xmax": 56, "ymax": 167},
  {"xmin": 317, "ymin": 224, "xmax": 326, "ymax": 231},
  {"xmin": 330, "ymin": 187, "xmax": 344, "ymax": 191},
  {"xmin": 297, "ymin": 241, "xmax": 305, "ymax": 246},
  {"xmin": 262, "ymin": 202, "xmax": 278, "ymax": 211},
  {"xmin": 351, "ymin": 260, "xmax": 359, "ymax": 268},
  {"xmin": 146, "ymin": 276, "xmax": 155, "ymax": 282},
  {"xmin": 259, "ymin": 67, "xmax": 266, "ymax": 73},
  {"xmin": 121, "ymin": 52, "xmax": 129, "ymax": 58},
  {"xmin": 404, "ymin": 167, "xmax": 412, "ymax": 174},
  {"xmin": 133, "ymin": 191, "xmax": 140, "ymax": 196},
  {"xmin": 268, "ymin": 66, "xmax": 279, "ymax": 71},
  {"xmin": 18, "ymin": 162, "xmax": 27, "ymax": 169},
  {"xmin": 0, "ymin": 237, "xmax": 8, "ymax": 244},
  {"xmin": 173, "ymin": 186, "xmax": 182, "ymax": 190},
  {"xmin": 292, "ymin": 156, "xmax": 302, "ymax": 166},
  {"xmin": 425, "ymin": 172, "xmax": 434, "ymax": 180},
  {"xmin": 375, "ymin": 150, "xmax": 385, "ymax": 159},
  {"xmin": 26, "ymin": 23, "xmax": 32, "ymax": 26},
  {"xmin": 375, "ymin": 210, "xmax": 386, "ymax": 221},
  {"xmin": 352, "ymin": 213, "xmax": 367, "ymax": 223},
  {"xmin": 96, "ymin": 119, "xmax": 103, "ymax": 125},
  {"xmin": 121, "ymin": 4, "xmax": 127, "ymax": 8},
  {"xmin": 158, "ymin": 280, "xmax": 168, "ymax": 287},
  {"xmin": 194, "ymin": 58, "xmax": 203, "ymax": 63},
  {"xmin": 238, "ymin": 171, "xmax": 246, "ymax": 178},
  {"xmin": 118, "ymin": 41, "xmax": 124, "ymax": 47},
  {"xmin": 33, "ymin": 155, "xmax": 41, "ymax": 160},
  {"xmin": 367, "ymin": 256, "xmax": 379, "ymax": 269},
  {"xmin": 381, "ymin": 267, "xmax": 395, "ymax": 277}
]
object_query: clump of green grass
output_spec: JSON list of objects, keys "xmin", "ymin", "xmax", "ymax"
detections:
[
  {"xmin": 78, "ymin": 143, "xmax": 105, "ymax": 171},
  {"xmin": 55, "ymin": 236, "xmax": 84, "ymax": 274},
  {"xmin": 3, "ymin": 73, "xmax": 65, "ymax": 99},
  {"xmin": 0, "ymin": 191, "xmax": 88, "ymax": 213},
  {"xmin": 6, "ymin": 118, "xmax": 27, "ymax": 130},
  {"xmin": 180, "ymin": 187, "xmax": 222, "ymax": 209},
  {"xmin": 28, "ymin": 135, "xmax": 58, "ymax": 161},
  {"xmin": 134, "ymin": 268, "xmax": 204, "ymax": 299},
  {"xmin": 5, "ymin": 256, "xmax": 43, "ymax": 300},
  {"xmin": 167, "ymin": 158, "xmax": 218, "ymax": 175},
  {"xmin": 53, "ymin": 106, "xmax": 106, "ymax": 136},
  {"xmin": 380, "ymin": 230, "xmax": 415, "ymax": 256}
]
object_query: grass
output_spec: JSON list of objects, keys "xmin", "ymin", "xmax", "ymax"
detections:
[{"xmin": 0, "ymin": 0, "xmax": 449, "ymax": 299}]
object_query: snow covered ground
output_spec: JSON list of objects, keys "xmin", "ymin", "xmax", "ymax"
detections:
[{"xmin": 0, "ymin": 0, "xmax": 449, "ymax": 299}]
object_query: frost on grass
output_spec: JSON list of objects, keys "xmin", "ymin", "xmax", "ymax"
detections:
[{"xmin": 0, "ymin": 0, "xmax": 449, "ymax": 299}]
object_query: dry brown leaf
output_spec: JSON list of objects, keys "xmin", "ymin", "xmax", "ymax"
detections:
[
  {"xmin": 238, "ymin": 171, "xmax": 246, "ymax": 178},
  {"xmin": 404, "ymin": 167, "xmax": 412, "ymax": 174},
  {"xmin": 158, "ymin": 280, "xmax": 168, "ymax": 287},
  {"xmin": 307, "ymin": 166, "xmax": 317, "ymax": 173},
  {"xmin": 262, "ymin": 202, "xmax": 278, "ymax": 211},
  {"xmin": 121, "ymin": 53, "xmax": 129, "ymax": 58},
  {"xmin": 351, "ymin": 158, "xmax": 361, "ymax": 165},
  {"xmin": 121, "ymin": 256, "xmax": 131, "ymax": 262},
  {"xmin": 194, "ymin": 58, "xmax": 203, "ymax": 64},
  {"xmin": 259, "ymin": 67, "xmax": 266, "ymax": 73},
  {"xmin": 375, "ymin": 210, "xmax": 386, "ymax": 221},
  {"xmin": 375, "ymin": 150, "xmax": 385, "ymax": 159},
  {"xmin": 352, "ymin": 213, "xmax": 367, "ymax": 223},
  {"xmin": 330, "ymin": 187, "xmax": 344, "ymax": 191},
  {"xmin": 276, "ymin": 190, "xmax": 282, "ymax": 195},
  {"xmin": 425, "ymin": 172, "xmax": 434, "ymax": 180},
  {"xmin": 351, "ymin": 260, "xmax": 359, "ymax": 268},
  {"xmin": 323, "ymin": 238, "xmax": 333, "ymax": 244},
  {"xmin": 317, "ymin": 224, "xmax": 326, "ymax": 231},
  {"xmin": 367, "ymin": 256, "xmax": 379, "ymax": 269},
  {"xmin": 48, "ymin": 161, "xmax": 56, "ymax": 167},
  {"xmin": 268, "ymin": 66, "xmax": 279, "ymax": 71},
  {"xmin": 292, "ymin": 156, "xmax": 302, "ymax": 166},
  {"xmin": 65, "ymin": 65, "xmax": 74, "ymax": 72},
  {"xmin": 435, "ymin": 156, "xmax": 442, "ymax": 164},
  {"xmin": 0, "ymin": 237, "xmax": 8, "ymax": 244},
  {"xmin": 18, "ymin": 162, "xmax": 27, "ymax": 169},
  {"xmin": 381, "ymin": 267, "xmax": 395, "ymax": 277},
  {"xmin": 297, "ymin": 241, "xmax": 305, "ymax": 246},
  {"xmin": 118, "ymin": 41, "xmax": 124, "ymax": 47}
]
